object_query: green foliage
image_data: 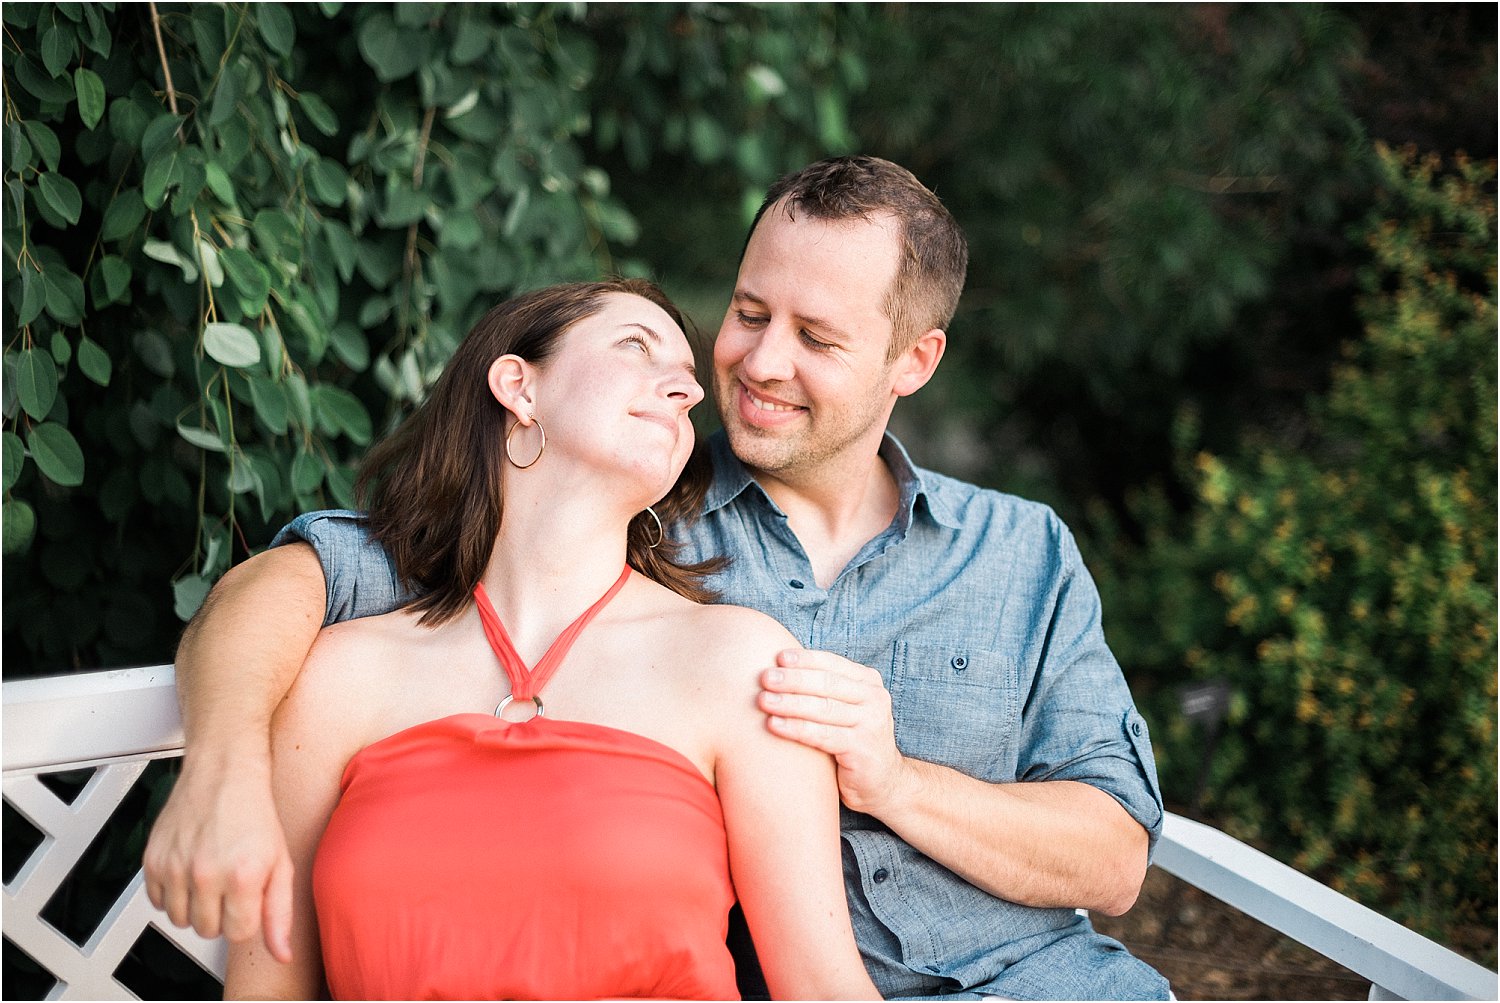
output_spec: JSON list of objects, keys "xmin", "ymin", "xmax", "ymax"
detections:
[
  {"xmin": 2, "ymin": 1, "xmax": 848, "ymax": 671},
  {"xmin": 1094, "ymin": 146, "xmax": 1496, "ymax": 943}
]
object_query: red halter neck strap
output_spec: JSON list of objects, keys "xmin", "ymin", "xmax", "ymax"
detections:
[{"xmin": 473, "ymin": 565, "xmax": 633, "ymax": 702}]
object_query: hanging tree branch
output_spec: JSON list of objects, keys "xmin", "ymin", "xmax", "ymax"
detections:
[{"xmin": 148, "ymin": 1, "xmax": 179, "ymax": 115}]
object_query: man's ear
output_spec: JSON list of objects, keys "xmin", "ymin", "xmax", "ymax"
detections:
[
  {"xmin": 891, "ymin": 328, "xmax": 947, "ymax": 398},
  {"xmin": 487, "ymin": 354, "xmax": 537, "ymax": 423}
]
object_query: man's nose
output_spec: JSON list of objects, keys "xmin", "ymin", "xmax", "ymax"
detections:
[{"xmin": 739, "ymin": 324, "xmax": 796, "ymax": 384}]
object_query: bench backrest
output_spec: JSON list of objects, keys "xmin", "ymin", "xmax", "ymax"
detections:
[{"xmin": 3, "ymin": 666, "xmax": 226, "ymax": 1000}]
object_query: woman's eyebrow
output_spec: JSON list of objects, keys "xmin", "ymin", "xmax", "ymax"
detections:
[{"xmin": 623, "ymin": 323, "xmax": 696, "ymax": 376}]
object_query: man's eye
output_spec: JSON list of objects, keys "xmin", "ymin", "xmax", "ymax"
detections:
[
  {"xmin": 800, "ymin": 331, "xmax": 834, "ymax": 351},
  {"xmin": 737, "ymin": 311, "xmax": 768, "ymax": 327}
]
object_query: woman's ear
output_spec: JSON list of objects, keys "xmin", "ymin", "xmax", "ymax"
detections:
[{"xmin": 487, "ymin": 355, "xmax": 536, "ymax": 423}]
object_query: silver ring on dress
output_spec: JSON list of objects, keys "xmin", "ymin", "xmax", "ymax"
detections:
[{"xmin": 495, "ymin": 693, "xmax": 545, "ymax": 719}]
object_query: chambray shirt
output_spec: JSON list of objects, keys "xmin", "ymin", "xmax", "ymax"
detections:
[{"xmin": 271, "ymin": 431, "xmax": 1168, "ymax": 1001}]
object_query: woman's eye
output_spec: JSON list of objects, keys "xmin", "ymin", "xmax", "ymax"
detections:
[
  {"xmin": 622, "ymin": 335, "xmax": 649, "ymax": 353},
  {"xmin": 736, "ymin": 311, "xmax": 768, "ymax": 328}
]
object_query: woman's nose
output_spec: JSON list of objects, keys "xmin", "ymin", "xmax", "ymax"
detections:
[{"xmin": 666, "ymin": 374, "xmax": 706, "ymax": 408}]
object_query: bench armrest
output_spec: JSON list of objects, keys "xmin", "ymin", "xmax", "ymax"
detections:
[{"xmin": 1156, "ymin": 812, "xmax": 1497, "ymax": 1001}]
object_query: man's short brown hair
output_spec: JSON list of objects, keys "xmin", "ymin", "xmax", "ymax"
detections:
[{"xmin": 748, "ymin": 156, "xmax": 968, "ymax": 359}]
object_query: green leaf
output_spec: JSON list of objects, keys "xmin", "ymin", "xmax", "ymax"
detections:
[
  {"xmin": 101, "ymin": 189, "xmax": 146, "ymax": 240},
  {"xmin": 97, "ymin": 255, "xmax": 131, "ymax": 304},
  {"xmin": 143, "ymin": 239, "xmax": 199, "ymax": 283},
  {"xmin": 140, "ymin": 112, "xmax": 184, "ymax": 161},
  {"xmin": 227, "ymin": 453, "xmax": 260, "ymax": 494},
  {"xmin": 41, "ymin": 25, "xmax": 74, "ymax": 78},
  {"xmin": 77, "ymin": 336, "xmax": 111, "ymax": 386},
  {"xmin": 324, "ymin": 460, "xmax": 355, "ymax": 507},
  {"xmin": 312, "ymin": 384, "xmax": 372, "ymax": 445},
  {"xmin": 298, "ymin": 92, "xmax": 339, "ymax": 136},
  {"xmin": 357, "ymin": 12, "xmax": 421, "ymax": 82},
  {"xmin": 6, "ymin": 122, "xmax": 32, "ymax": 173},
  {"xmin": 43, "ymin": 269, "xmax": 85, "ymax": 324},
  {"xmin": 3, "ymin": 431, "xmax": 25, "ymax": 491},
  {"xmin": 248, "ymin": 375, "xmax": 289, "ymax": 434},
  {"xmin": 27, "ymin": 422, "xmax": 85, "ymax": 487},
  {"xmin": 258, "ymin": 3, "xmax": 296, "ymax": 55},
  {"xmin": 15, "ymin": 54, "xmax": 73, "ymax": 102},
  {"xmin": 50, "ymin": 331, "xmax": 71, "ymax": 366},
  {"xmin": 3, "ymin": 498, "xmax": 36, "ymax": 555},
  {"xmin": 142, "ymin": 147, "xmax": 183, "ymax": 210},
  {"xmin": 173, "ymin": 573, "xmax": 212, "ymax": 621},
  {"xmin": 308, "ymin": 158, "xmax": 347, "ymax": 206},
  {"xmin": 204, "ymin": 162, "xmax": 235, "ymax": 205},
  {"xmin": 285, "ymin": 372, "xmax": 313, "ymax": 430},
  {"xmin": 252, "ymin": 208, "xmax": 302, "ymax": 265},
  {"xmin": 198, "ymin": 239, "xmax": 225, "ymax": 288},
  {"xmin": 74, "ymin": 67, "xmax": 105, "ymax": 128},
  {"xmin": 37, "ymin": 173, "xmax": 83, "ymax": 225},
  {"xmin": 203, "ymin": 321, "xmax": 262, "ymax": 368},
  {"xmin": 23, "ymin": 120, "xmax": 60, "ymax": 171},
  {"xmin": 221, "ymin": 246, "xmax": 272, "ymax": 312},
  {"xmin": 381, "ymin": 179, "xmax": 426, "ymax": 226},
  {"xmin": 323, "ymin": 220, "xmax": 357, "ymax": 283},
  {"xmin": 108, "ymin": 98, "xmax": 150, "ymax": 146},
  {"xmin": 330, "ymin": 323, "xmax": 370, "ymax": 371},
  {"xmin": 17, "ymin": 348, "xmax": 60, "ymax": 420},
  {"xmin": 208, "ymin": 59, "xmax": 246, "ymax": 127},
  {"xmin": 176, "ymin": 422, "xmax": 226, "ymax": 453},
  {"xmin": 81, "ymin": 2, "xmax": 110, "ymax": 56},
  {"xmin": 291, "ymin": 449, "xmax": 322, "ymax": 493},
  {"xmin": 134, "ymin": 331, "xmax": 175, "ymax": 378},
  {"xmin": 17, "ymin": 268, "xmax": 46, "ymax": 326}
]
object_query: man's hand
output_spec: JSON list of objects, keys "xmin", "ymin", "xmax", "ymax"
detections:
[
  {"xmin": 144, "ymin": 757, "xmax": 294, "ymax": 963},
  {"xmin": 757, "ymin": 649, "xmax": 910, "ymax": 815}
]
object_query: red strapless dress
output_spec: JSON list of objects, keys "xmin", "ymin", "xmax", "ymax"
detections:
[{"xmin": 310, "ymin": 567, "xmax": 740, "ymax": 1000}]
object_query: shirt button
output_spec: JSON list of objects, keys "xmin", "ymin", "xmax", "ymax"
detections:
[
  {"xmin": 951, "ymin": 655, "xmax": 968, "ymax": 671},
  {"xmin": 1131, "ymin": 721, "xmax": 1144, "ymax": 737},
  {"xmin": 789, "ymin": 579, "xmax": 805, "ymax": 589},
  {"xmin": 872, "ymin": 868, "xmax": 890, "ymax": 883}
]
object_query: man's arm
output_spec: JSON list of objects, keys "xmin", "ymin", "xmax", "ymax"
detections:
[
  {"xmin": 143, "ymin": 543, "xmax": 327, "ymax": 963},
  {"xmin": 759, "ymin": 650, "xmax": 1149, "ymax": 916}
]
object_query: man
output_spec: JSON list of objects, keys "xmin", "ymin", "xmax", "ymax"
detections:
[{"xmin": 146, "ymin": 156, "xmax": 1168, "ymax": 999}]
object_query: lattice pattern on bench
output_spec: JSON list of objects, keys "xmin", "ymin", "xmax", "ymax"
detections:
[{"xmin": 3, "ymin": 667, "xmax": 226, "ymax": 999}]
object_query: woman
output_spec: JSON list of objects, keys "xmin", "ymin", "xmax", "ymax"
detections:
[{"xmin": 223, "ymin": 279, "xmax": 879, "ymax": 1000}]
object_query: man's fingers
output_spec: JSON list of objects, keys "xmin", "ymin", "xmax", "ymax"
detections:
[
  {"xmin": 264, "ymin": 852, "xmax": 296, "ymax": 965},
  {"xmin": 158, "ymin": 861, "xmax": 193, "ymax": 930},
  {"xmin": 758, "ymin": 689, "xmax": 861, "ymax": 726},
  {"xmin": 186, "ymin": 879, "xmax": 225, "ymax": 940},
  {"xmin": 220, "ymin": 890, "xmax": 260, "ymax": 944},
  {"xmin": 766, "ymin": 714, "xmax": 854, "ymax": 754},
  {"xmin": 761, "ymin": 665, "xmax": 867, "ymax": 703}
]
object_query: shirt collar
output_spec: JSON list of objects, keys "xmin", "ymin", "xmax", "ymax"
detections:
[{"xmin": 703, "ymin": 430, "xmax": 961, "ymax": 531}]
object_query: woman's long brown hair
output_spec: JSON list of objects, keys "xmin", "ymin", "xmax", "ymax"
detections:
[{"xmin": 356, "ymin": 278, "xmax": 725, "ymax": 625}]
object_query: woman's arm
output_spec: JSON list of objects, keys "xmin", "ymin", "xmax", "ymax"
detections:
[
  {"xmin": 222, "ymin": 630, "xmax": 363, "ymax": 1000},
  {"xmin": 710, "ymin": 615, "xmax": 880, "ymax": 1001}
]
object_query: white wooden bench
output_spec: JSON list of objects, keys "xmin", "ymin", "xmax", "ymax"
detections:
[{"xmin": 4, "ymin": 665, "xmax": 1496, "ymax": 1001}]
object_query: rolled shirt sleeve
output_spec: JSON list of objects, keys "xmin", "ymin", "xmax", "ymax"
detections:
[
  {"xmin": 269, "ymin": 509, "xmax": 414, "ymax": 626},
  {"xmin": 1016, "ymin": 522, "xmax": 1165, "ymax": 853}
]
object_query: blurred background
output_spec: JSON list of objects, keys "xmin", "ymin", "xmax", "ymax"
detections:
[{"xmin": 3, "ymin": 2, "xmax": 1494, "ymax": 994}]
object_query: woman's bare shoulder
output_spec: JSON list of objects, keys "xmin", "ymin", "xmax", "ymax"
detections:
[
  {"xmin": 646, "ymin": 598, "xmax": 797, "ymax": 668},
  {"xmin": 298, "ymin": 607, "xmax": 429, "ymax": 696}
]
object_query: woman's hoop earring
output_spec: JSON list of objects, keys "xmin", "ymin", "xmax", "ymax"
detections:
[
  {"xmin": 642, "ymin": 506, "xmax": 664, "ymax": 550},
  {"xmin": 505, "ymin": 418, "xmax": 545, "ymax": 468}
]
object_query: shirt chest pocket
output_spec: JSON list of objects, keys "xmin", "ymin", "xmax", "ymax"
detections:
[{"xmin": 889, "ymin": 641, "xmax": 1020, "ymax": 781}]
